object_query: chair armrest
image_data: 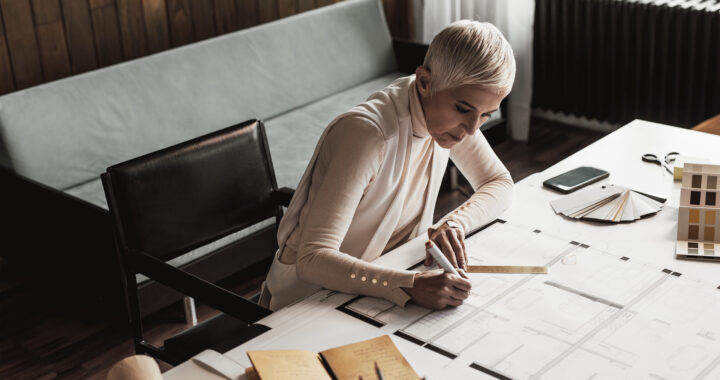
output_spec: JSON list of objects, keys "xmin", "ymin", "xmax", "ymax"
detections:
[
  {"xmin": 393, "ymin": 39, "xmax": 429, "ymax": 74},
  {"xmin": 132, "ymin": 252, "xmax": 272, "ymax": 323},
  {"xmin": 271, "ymin": 187, "xmax": 295, "ymax": 207}
]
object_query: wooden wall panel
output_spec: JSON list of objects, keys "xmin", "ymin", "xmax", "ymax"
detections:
[
  {"xmin": 0, "ymin": 0, "xmax": 413, "ymax": 96},
  {"xmin": 117, "ymin": 0, "xmax": 148, "ymax": 59},
  {"xmin": 214, "ymin": 0, "xmax": 239, "ymax": 34},
  {"xmin": 237, "ymin": 0, "xmax": 259, "ymax": 29},
  {"xmin": 258, "ymin": 0, "xmax": 278, "ymax": 23},
  {"xmin": 0, "ymin": 8, "xmax": 15, "ymax": 93},
  {"xmin": 189, "ymin": 0, "xmax": 214, "ymax": 40},
  {"xmin": 278, "ymin": 0, "xmax": 297, "ymax": 18},
  {"xmin": 167, "ymin": 0, "xmax": 194, "ymax": 47},
  {"xmin": 297, "ymin": 0, "xmax": 314, "ymax": 12},
  {"xmin": 1, "ymin": 0, "xmax": 43, "ymax": 88},
  {"xmin": 381, "ymin": 0, "xmax": 413, "ymax": 41},
  {"xmin": 90, "ymin": 1, "xmax": 124, "ymax": 67},
  {"xmin": 31, "ymin": 0, "xmax": 71, "ymax": 82},
  {"xmin": 62, "ymin": 0, "xmax": 98, "ymax": 74},
  {"xmin": 142, "ymin": 0, "xmax": 170, "ymax": 53}
]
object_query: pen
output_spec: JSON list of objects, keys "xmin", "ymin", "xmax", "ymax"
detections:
[
  {"xmin": 374, "ymin": 361, "xmax": 384, "ymax": 380},
  {"xmin": 426, "ymin": 241, "xmax": 460, "ymax": 276}
]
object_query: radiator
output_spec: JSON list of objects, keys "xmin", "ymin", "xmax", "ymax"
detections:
[{"xmin": 532, "ymin": 0, "xmax": 720, "ymax": 128}]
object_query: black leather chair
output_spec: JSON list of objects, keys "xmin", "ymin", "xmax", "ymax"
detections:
[{"xmin": 101, "ymin": 119, "xmax": 293, "ymax": 365}]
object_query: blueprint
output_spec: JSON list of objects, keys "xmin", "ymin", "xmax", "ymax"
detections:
[{"xmin": 337, "ymin": 220, "xmax": 720, "ymax": 379}]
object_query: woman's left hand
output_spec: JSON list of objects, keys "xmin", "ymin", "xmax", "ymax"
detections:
[{"xmin": 426, "ymin": 222, "xmax": 467, "ymax": 270}]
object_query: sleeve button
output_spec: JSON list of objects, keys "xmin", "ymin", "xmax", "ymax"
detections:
[
  {"xmin": 350, "ymin": 274, "xmax": 356, "ymax": 279},
  {"xmin": 361, "ymin": 276, "xmax": 366, "ymax": 282},
  {"xmin": 383, "ymin": 281, "xmax": 388, "ymax": 286},
  {"xmin": 372, "ymin": 278, "xmax": 377, "ymax": 284}
]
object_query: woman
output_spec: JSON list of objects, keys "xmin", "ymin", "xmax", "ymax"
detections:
[{"xmin": 259, "ymin": 21, "xmax": 515, "ymax": 311}]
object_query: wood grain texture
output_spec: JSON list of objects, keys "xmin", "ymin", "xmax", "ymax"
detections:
[
  {"xmin": 32, "ymin": 0, "xmax": 71, "ymax": 82},
  {"xmin": 381, "ymin": 0, "xmax": 413, "ymax": 41},
  {"xmin": 31, "ymin": 0, "xmax": 62, "ymax": 25},
  {"xmin": 167, "ymin": 0, "xmax": 194, "ymax": 47},
  {"xmin": 297, "ymin": 0, "xmax": 314, "ymax": 12},
  {"xmin": 237, "ymin": 0, "xmax": 259, "ymax": 29},
  {"xmin": 189, "ymin": 0, "xmax": 215, "ymax": 40},
  {"xmin": 91, "ymin": 4, "xmax": 123, "ymax": 67},
  {"xmin": 0, "ymin": 7, "xmax": 15, "ymax": 94},
  {"xmin": 34, "ymin": 21, "xmax": 71, "ymax": 81},
  {"xmin": 142, "ymin": 0, "xmax": 170, "ymax": 53},
  {"xmin": 214, "ymin": 0, "xmax": 239, "ymax": 34},
  {"xmin": 1, "ymin": 0, "xmax": 43, "ymax": 88},
  {"xmin": 258, "ymin": 0, "xmax": 278, "ymax": 23},
  {"xmin": 117, "ymin": 0, "xmax": 147, "ymax": 59},
  {"xmin": 61, "ymin": 0, "xmax": 98, "ymax": 74},
  {"xmin": 277, "ymin": 0, "xmax": 296, "ymax": 18}
]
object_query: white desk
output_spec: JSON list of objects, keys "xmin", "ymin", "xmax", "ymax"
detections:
[{"xmin": 165, "ymin": 120, "xmax": 720, "ymax": 379}]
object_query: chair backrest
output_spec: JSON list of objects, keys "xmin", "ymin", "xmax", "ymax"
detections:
[{"xmin": 102, "ymin": 120, "xmax": 279, "ymax": 262}]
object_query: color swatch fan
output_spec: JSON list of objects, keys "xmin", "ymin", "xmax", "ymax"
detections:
[
  {"xmin": 676, "ymin": 163, "xmax": 720, "ymax": 261},
  {"xmin": 550, "ymin": 184, "xmax": 666, "ymax": 222}
]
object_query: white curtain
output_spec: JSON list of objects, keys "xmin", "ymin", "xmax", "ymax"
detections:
[{"xmin": 419, "ymin": 0, "xmax": 535, "ymax": 141}]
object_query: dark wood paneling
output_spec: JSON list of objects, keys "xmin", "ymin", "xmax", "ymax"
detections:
[
  {"xmin": 61, "ymin": 0, "xmax": 98, "ymax": 74},
  {"xmin": 167, "ymin": 0, "xmax": 194, "ymax": 47},
  {"xmin": 142, "ymin": 0, "xmax": 170, "ymax": 53},
  {"xmin": 117, "ymin": 0, "xmax": 147, "ymax": 59},
  {"xmin": 32, "ymin": 0, "xmax": 62, "ymax": 24},
  {"xmin": 237, "ymin": 0, "xmax": 258, "ymax": 29},
  {"xmin": 258, "ymin": 0, "xmax": 278, "ymax": 23},
  {"xmin": 0, "ymin": 7, "xmax": 15, "ymax": 93},
  {"xmin": 1, "ymin": 0, "xmax": 43, "ymax": 88},
  {"xmin": 32, "ymin": 0, "xmax": 72, "ymax": 82},
  {"xmin": 381, "ymin": 0, "xmax": 413, "ymax": 41},
  {"xmin": 189, "ymin": 0, "xmax": 215, "ymax": 40},
  {"xmin": 214, "ymin": 0, "xmax": 239, "ymax": 34},
  {"xmin": 277, "ymin": 0, "xmax": 296, "ymax": 18},
  {"xmin": 90, "ymin": 1, "xmax": 123, "ymax": 67},
  {"xmin": 297, "ymin": 0, "xmax": 314, "ymax": 12}
]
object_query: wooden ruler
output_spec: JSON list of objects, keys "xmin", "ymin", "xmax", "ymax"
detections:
[{"xmin": 467, "ymin": 265, "xmax": 548, "ymax": 274}]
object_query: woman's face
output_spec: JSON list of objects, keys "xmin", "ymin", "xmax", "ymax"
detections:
[{"xmin": 416, "ymin": 67, "xmax": 505, "ymax": 149}]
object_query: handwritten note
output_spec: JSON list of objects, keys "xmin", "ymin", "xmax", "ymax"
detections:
[
  {"xmin": 320, "ymin": 335, "xmax": 420, "ymax": 380},
  {"xmin": 247, "ymin": 350, "xmax": 332, "ymax": 380}
]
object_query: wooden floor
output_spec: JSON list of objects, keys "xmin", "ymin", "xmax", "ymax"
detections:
[{"xmin": 0, "ymin": 118, "xmax": 606, "ymax": 379}]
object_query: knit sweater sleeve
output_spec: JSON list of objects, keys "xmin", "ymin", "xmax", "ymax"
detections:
[{"xmin": 293, "ymin": 116, "xmax": 416, "ymax": 306}]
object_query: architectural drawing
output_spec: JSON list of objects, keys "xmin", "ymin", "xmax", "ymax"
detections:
[{"xmin": 337, "ymin": 221, "xmax": 720, "ymax": 379}]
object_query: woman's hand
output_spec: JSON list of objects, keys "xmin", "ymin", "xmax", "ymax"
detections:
[
  {"xmin": 402, "ymin": 270, "xmax": 472, "ymax": 309},
  {"xmin": 426, "ymin": 222, "xmax": 467, "ymax": 270}
]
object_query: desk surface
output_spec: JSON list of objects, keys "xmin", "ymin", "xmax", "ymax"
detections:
[{"xmin": 165, "ymin": 120, "xmax": 720, "ymax": 379}]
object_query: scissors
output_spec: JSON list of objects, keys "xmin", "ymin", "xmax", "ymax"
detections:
[{"xmin": 642, "ymin": 151, "xmax": 678, "ymax": 174}]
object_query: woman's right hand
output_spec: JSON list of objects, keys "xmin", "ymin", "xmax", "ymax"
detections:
[{"xmin": 402, "ymin": 270, "xmax": 472, "ymax": 309}]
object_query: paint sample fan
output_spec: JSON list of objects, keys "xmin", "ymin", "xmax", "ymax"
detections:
[{"xmin": 550, "ymin": 184, "xmax": 666, "ymax": 222}]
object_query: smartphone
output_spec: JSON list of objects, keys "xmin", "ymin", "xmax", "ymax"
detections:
[{"xmin": 542, "ymin": 166, "xmax": 609, "ymax": 194}]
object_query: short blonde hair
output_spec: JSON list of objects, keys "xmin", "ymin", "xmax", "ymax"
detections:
[{"xmin": 423, "ymin": 20, "xmax": 516, "ymax": 96}]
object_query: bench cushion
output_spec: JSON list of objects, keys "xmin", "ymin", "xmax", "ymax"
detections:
[
  {"xmin": 265, "ymin": 72, "xmax": 405, "ymax": 189},
  {"xmin": 0, "ymin": 0, "xmax": 395, "ymax": 191}
]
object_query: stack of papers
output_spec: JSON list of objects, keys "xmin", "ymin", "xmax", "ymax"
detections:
[{"xmin": 550, "ymin": 185, "xmax": 666, "ymax": 222}]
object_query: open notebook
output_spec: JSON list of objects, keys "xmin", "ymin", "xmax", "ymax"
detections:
[
  {"xmin": 246, "ymin": 335, "xmax": 421, "ymax": 380},
  {"xmin": 550, "ymin": 184, "xmax": 666, "ymax": 222}
]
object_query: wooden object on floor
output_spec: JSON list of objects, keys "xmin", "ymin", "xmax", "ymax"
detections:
[{"xmin": 692, "ymin": 113, "xmax": 720, "ymax": 136}]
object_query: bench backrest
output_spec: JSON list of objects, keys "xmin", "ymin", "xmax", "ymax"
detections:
[{"xmin": 0, "ymin": 0, "xmax": 395, "ymax": 190}]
